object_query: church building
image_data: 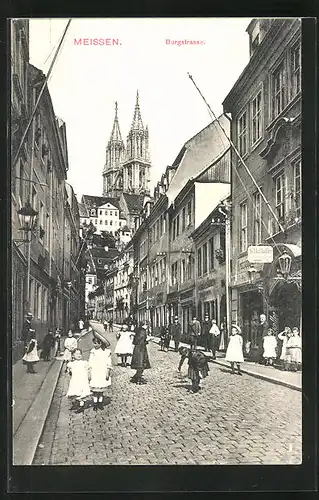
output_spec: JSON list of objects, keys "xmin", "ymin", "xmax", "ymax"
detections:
[{"xmin": 102, "ymin": 91, "xmax": 151, "ymax": 198}]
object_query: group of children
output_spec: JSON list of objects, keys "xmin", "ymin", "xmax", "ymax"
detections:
[{"xmin": 64, "ymin": 330, "xmax": 113, "ymax": 413}]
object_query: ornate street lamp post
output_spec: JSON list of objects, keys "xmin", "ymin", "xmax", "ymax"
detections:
[{"xmin": 15, "ymin": 201, "xmax": 38, "ymax": 306}]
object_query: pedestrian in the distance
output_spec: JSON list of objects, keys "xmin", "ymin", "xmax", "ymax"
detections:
[
  {"xmin": 189, "ymin": 316, "xmax": 201, "ymax": 350},
  {"xmin": 41, "ymin": 329, "xmax": 55, "ymax": 361},
  {"xmin": 78, "ymin": 318, "xmax": 84, "ymax": 332},
  {"xmin": 262, "ymin": 328, "xmax": 277, "ymax": 366},
  {"xmin": 225, "ymin": 325, "xmax": 244, "ymax": 375},
  {"xmin": 285, "ymin": 327, "xmax": 302, "ymax": 371},
  {"xmin": 160, "ymin": 326, "xmax": 171, "ymax": 352},
  {"xmin": 54, "ymin": 327, "xmax": 62, "ymax": 357},
  {"xmin": 278, "ymin": 326, "xmax": 292, "ymax": 368},
  {"xmin": 257, "ymin": 314, "xmax": 269, "ymax": 363},
  {"xmin": 169, "ymin": 316, "xmax": 182, "ymax": 352},
  {"xmin": 88, "ymin": 332, "xmax": 112, "ymax": 411},
  {"xmin": 63, "ymin": 330, "xmax": 78, "ymax": 372},
  {"xmin": 22, "ymin": 330, "xmax": 39, "ymax": 373},
  {"xmin": 130, "ymin": 322, "xmax": 151, "ymax": 385},
  {"xmin": 201, "ymin": 314, "xmax": 212, "ymax": 351},
  {"xmin": 21, "ymin": 312, "xmax": 34, "ymax": 348},
  {"xmin": 115, "ymin": 324, "xmax": 134, "ymax": 366},
  {"xmin": 209, "ymin": 319, "xmax": 221, "ymax": 359},
  {"xmin": 103, "ymin": 320, "xmax": 108, "ymax": 332},
  {"xmin": 178, "ymin": 346, "xmax": 209, "ymax": 393},
  {"xmin": 109, "ymin": 319, "xmax": 113, "ymax": 332},
  {"xmin": 66, "ymin": 348, "xmax": 91, "ymax": 413}
]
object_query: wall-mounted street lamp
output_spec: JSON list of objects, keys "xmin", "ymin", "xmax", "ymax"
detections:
[
  {"xmin": 14, "ymin": 201, "xmax": 38, "ymax": 308},
  {"xmin": 274, "ymin": 251, "xmax": 302, "ymax": 290},
  {"xmin": 248, "ymin": 265, "xmax": 257, "ymax": 284}
]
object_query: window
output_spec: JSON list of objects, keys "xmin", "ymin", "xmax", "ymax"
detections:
[
  {"xmin": 115, "ymin": 211, "xmax": 118, "ymax": 216},
  {"xmin": 34, "ymin": 114, "xmax": 41, "ymax": 148},
  {"xmin": 105, "ymin": 211, "xmax": 108, "ymax": 216},
  {"xmin": 197, "ymin": 247, "xmax": 202, "ymax": 277},
  {"xmin": 17, "ymin": 160, "xmax": 24, "ymax": 201},
  {"xmin": 181, "ymin": 259, "xmax": 186, "ymax": 283},
  {"xmin": 272, "ymin": 63, "xmax": 286, "ymax": 118},
  {"xmin": 95, "ymin": 219, "xmax": 97, "ymax": 225},
  {"xmin": 99, "ymin": 210, "xmax": 102, "ymax": 215},
  {"xmin": 176, "ymin": 214, "xmax": 179, "ymax": 237},
  {"xmin": 45, "ymin": 213, "xmax": 50, "ymax": 248},
  {"xmin": 251, "ymin": 91, "xmax": 262, "ymax": 144},
  {"xmin": 291, "ymin": 44, "xmax": 301, "ymax": 97},
  {"xmin": 275, "ymin": 173, "xmax": 285, "ymax": 221},
  {"xmin": 187, "ymin": 255, "xmax": 194, "ymax": 280},
  {"xmin": 253, "ymin": 191, "xmax": 262, "ymax": 244},
  {"xmin": 187, "ymin": 200, "xmax": 192, "ymax": 226},
  {"xmin": 219, "ymin": 231, "xmax": 226, "ymax": 264},
  {"xmin": 293, "ymin": 161, "xmax": 301, "ymax": 218},
  {"xmin": 105, "ymin": 220, "xmax": 107, "ymax": 225},
  {"xmin": 238, "ymin": 110, "xmax": 248, "ymax": 156},
  {"xmin": 36, "ymin": 283, "xmax": 41, "ymax": 320},
  {"xmin": 39, "ymin": 202, "xmax": 44, "ymax": 241},
  {"xmin": 171, "ymin": 262, "xmax": 178, "ymax": 285},
  {"xmin": 240, "ymin": 202, "xmax": 248, "ymax": 252},
  {"xmin": 202, "ymin": 243, "xmax": 208, "ymax": 274},
  {"xmin": 99, "ymin": 220, "xmax": 102, "ymax": 225},
  {"xmin": 42, "ymin": 288, "xmax": 48, "ymax": 321},
  {"xmin": 31, "ymin": 187, "xmax": 38, "ymax": 211},
  {"xmin": 110, "ymin": 220, "xmax": 113, "ymax": 226},
  {"xmin": 181, "ymin": 207, "xmax": 186, "ymax": 232},
  {"xmin": 119, "ymin": 221, "xmax": 121, "ymax": 226},
  {"xmin": 110, "ymin": 211, "xmax": 112, "ymax": 216},
  {"xmin": 209, "ymin": 237, "xmax": 214, "ymax": 270}
]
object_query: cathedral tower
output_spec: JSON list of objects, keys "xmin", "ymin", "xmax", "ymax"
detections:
[
  {"xmin": 122, "ymin": 91, "xmax": 151, "ymax": 195},
  {"xmin": 102, "ymin": 102, "xmax": 126, "ymax": 197}
]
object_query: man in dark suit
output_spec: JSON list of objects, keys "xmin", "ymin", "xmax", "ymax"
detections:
[
  {"xmin": 189, "ymin": 316, "xmax": 201, "ymax": 350},
  {"xmin": 201, "ymin": 314, "xmax": 212, "ymax": 351},
  {"xmin": 169, "ymin": 316, "xmax": 182, "ymax": 352}
]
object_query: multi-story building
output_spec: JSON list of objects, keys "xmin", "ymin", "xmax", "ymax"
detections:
[
  {"xmin": 113, "ymin": 247, "xmax": 134, "ymax": 323},
  {"xmin": 130, "ymin": 118, "xmax": 231, "ymax": 334},
  {"xmin": 11, "ymin": 19, "xmax": 30, "ymax": 361},
  {"xmin": 102, "ymin": 94, "xmax": 151, "ymax": 198},
  {"xmin": 104, "ymin": 262, "xmax": 117, "ymax": 323},
  {"xmin": 223, "ymin": 18, "xmax": 302, "ymax": 348},
  {"xmin": 191, "ymin": 196, "xmax": 230, "ymax": 349},
  {"xmin": 80, "ymin": 195, "xmax": 127, "ymax": 236}
]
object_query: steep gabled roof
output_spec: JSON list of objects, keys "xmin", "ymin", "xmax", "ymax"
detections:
[
  {"xmin": 82, "ymin": 195, "xmax": 120, "ymax": 210},
  {"xmin": 122, "ymin": 193, "xmax": 144, "ymax": 213},
  {"xmin": 79, "ymin": 203, "xmax": 89, "ymax": 217}
]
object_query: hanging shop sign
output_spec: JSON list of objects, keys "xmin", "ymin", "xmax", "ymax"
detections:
[{"xmin": 247, "ymin": 245, "xmax": 274, "ymax": 264}]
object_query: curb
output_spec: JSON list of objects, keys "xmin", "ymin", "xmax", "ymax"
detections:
[
  {"xmin": 151, "ymin": 337, "xmax": 301, "ymax": 392},
  {"xmin": 212, "ymin": 358, "xmax": 301, "ymax": 392},
  {"xmin": 13, "ymin": 359, "xmax": 64, "ymax": 465}
]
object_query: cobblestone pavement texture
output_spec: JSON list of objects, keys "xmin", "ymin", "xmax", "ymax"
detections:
[{"xmin": 34, "ymin": 323, "xmax": 302, "ymax": 466}]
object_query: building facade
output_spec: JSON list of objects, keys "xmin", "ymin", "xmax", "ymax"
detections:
[
  {"xmin": 113, "ymin": 248, "xmax": 134, "ymax": 323},
  {"xmin": 80, "ymin": 195, "xmax": 127, "ymax": 236},
  {"xmin": 223, "ymin": 18, "xmax": 302, "ymax": 348}
]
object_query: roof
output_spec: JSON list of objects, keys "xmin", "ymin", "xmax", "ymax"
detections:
[
  {"xmin": 79, "ymin": 203, "xmax": 89, "ymax": 217},
  {"xmin": 82, "ymin": 195, "xmax": 120, "ymax": 210},
  {"xmin": 122, "ymin": 193, "xmax": 144, "ymax": 212},
  {"xmin": 90, "ymin": 247, "xmax": 120, "ymax": 259}
]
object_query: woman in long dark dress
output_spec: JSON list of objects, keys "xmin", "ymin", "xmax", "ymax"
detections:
[
  {"xmin": 41, "ymin": 329, "xmax": 55, "ymax": 361},
  {"xmin": 130, "ymin": 322, "xmax": 151, "ymax": 385}
]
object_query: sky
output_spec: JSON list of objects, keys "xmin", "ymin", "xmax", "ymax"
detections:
[{"xmin": 29, "ymin": 18, "xmax": 251, "ymax": 200}]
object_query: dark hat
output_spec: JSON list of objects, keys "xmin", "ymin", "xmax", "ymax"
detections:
[
  {"xmin": 93, "ymin": 330, "xmax": 110, "ymax": 347},
  {"xmin": 174, "ymin": 316, "xmax": 178, "ymax": 320},
  {"xmin": 26, "ymin": 312, "xmax": 33, "ymax": 317}
]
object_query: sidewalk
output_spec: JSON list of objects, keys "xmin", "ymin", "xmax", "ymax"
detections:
[
  {"xmin": 12, "ymin": 327, "xmax": 92, "ymax": 465},
  {"xmin": 151, "ymin": 337, "xmax": 301, "ymax": 392}
]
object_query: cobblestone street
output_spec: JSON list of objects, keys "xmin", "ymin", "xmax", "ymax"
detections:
[{"xmin": 34, "ymin": 324, "xmax": 302, "ymax": 466}]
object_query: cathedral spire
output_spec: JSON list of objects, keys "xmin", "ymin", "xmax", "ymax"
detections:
[
  {"xmin": 130, "ymin": 90, "xmax": 144, "ymax": 131},
  {"xmin": 109, "ymin": 101, "xmax": 123, "ymax": 143}
]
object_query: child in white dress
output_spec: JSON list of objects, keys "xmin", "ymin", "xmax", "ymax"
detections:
[
  {"xmin": 225, "ymin": 325, "xmax": 244, "ymax": 375},
  {"xmin": 63, "ymin": 330, "xmax": 78, "ymax": 372},
  {"xmin": 66, "ymin": 348, "xmax": 91, "ymax": 413},
  {"xmin": 262, "ymin": 328, "xmax": 277, "ymax": 366},
  {"xmin": 115, "ymin": 324, "xmax": 134, "ymax": 366},
  {"xmin": 88, "ymin": 333, "xmax": 113, "ymax": 411},
  {"xmin": 22, "ymin": 331, "xmax": 39, "ymax": 373}
]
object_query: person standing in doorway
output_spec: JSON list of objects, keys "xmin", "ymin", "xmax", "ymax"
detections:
[
  {"xmin": 201, "ymin": 314, "xmax": 212, "ymax": 352},
  {"xmin": 130, "ymin": 322, "xmax": 151, "ymax": 384},
  {"xmin": 169, "ymin": 316, "xmax": 182, "ymax": 352},
  {"xmin": 189, "ymin": 316, "xmax": 201, "ymax": 350},
  {"xmin": 209, "ymin": 319, "xmax": 221, "ymax": 359},
  {"xmin": 54, "ymin": 327, "xmax": 62, "ymax": 357},
  {"xmin": 257, "ymin": 314, "xmax": 269, "ymax": 363}
]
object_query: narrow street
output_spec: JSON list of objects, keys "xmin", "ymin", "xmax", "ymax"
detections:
[{"xmin": 34, "ymin": 323, "xmax": 302, "ymax": 466}]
